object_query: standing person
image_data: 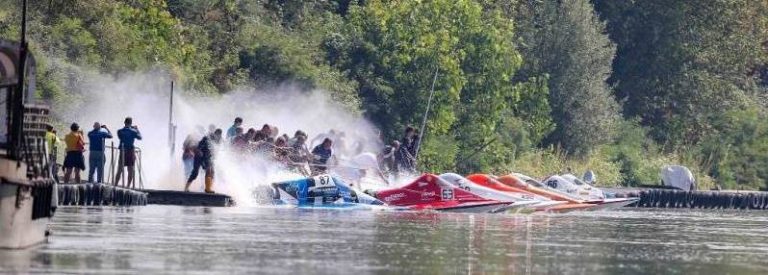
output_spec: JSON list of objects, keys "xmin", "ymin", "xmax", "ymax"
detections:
[
  {"xmin": 289, "ymin": 131, "xmax": 310, "ymax": 158},
  {"xmin": 45, "ymin": 125, "xmax": 61, "ymax": 180},
  {"xmin": 410, "ymin": 133, "xmax": 420, "ymax": 157},
  {"xmin": 396, "ymin": 126, "xmax": 418, "ymax": 173},
  {"xmin": 230, "ymin": 127, "xmax": 244, "ymax": 145},
  {"xmin": 260, "ymin": 124, "xmax": 273, "ymax": 139},
  {"xmin": 233, "ymin": 128, "xmax": 254, "ymax": 151},
  {"xmin": 212, "ymin": 129, "xmax": 224, "ymax": 144},
  {"xmin": 87, "ymin": 122, "xmax": 112, "ymax": 183},
  {"xmin": 226, "ymin": 117, "xmax": 243, "ymax": 140},
  {"xmin": 182, "ymin": 134, "xmax": 198, "ymax": 189},
  {"xmin": 185, "ymin": 130, "xmax": 220, "ymax": 193},
  {"xmin": 401, "ymin": 126, "xmax": 419, "ymax": 158},
  {"xmin": 273, "ymin": 137, "xmax": 290, "ymax": 165},
  {"xmin": 62, "ymin": 123, "xmax": 86, "ymax": 184},
  {"xmin": 288, "ymin": 131, "xmax": 311, "ymax": 175},
  {"xmin": 310, "ymin": 129, "xmax": 335, "ymax": 149},
  {"xmin": 379, "ymin": 140, "xmax": 400, "ymax": 177},
  {"xmin": 114, "ymin": 117, "xmax": 142, "ymax": 188},
  {"xmin": 311, "ymin": 138, "xmax": 334, "ymax": 175}
]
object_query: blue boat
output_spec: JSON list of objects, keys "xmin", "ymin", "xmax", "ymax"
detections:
[{"xmin": 271, "ymin": 175, "xmax": 386, "ymax": 209}]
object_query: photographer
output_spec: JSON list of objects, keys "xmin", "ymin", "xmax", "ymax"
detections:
[
  {"xmin": 87, "ymin": 122, "xmax": 112, "ymax": 183},
  {"xmin": 115, "ymin": 117, "xmax": 142, "ymax": 188}
]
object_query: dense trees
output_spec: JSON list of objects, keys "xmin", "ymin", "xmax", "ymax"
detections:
[
  {"xmin": 592, "ymin": 0, "xmax": 768, "ymax": 188},
  {"xmin": 593, "ymin": 0, "xmax": 768, "ymax": 146},
  {"xmin": 330, "ymin": 0, "xmax": 532, "ymax": 172},
  {"xmin": 1, "ymin": 0, "xmax": 767, "ymax": 189},
  {"xmin": 514, "ymin": 0, "xmax": 619, "ymax": 156}
]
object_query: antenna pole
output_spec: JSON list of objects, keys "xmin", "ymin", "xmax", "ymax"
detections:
[
  {"xmin": 168, "ymin": 81, "xmax": 175, "ymax": 157},
  {"xmin": 415, "ymin": 67, "xmax": 439, "ymax": 160}
]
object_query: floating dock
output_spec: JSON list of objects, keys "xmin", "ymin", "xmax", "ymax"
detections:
[
  {"xmin": 144, "ymin": 189, "xmax": 235, "ymax": 207},
  {"xmin": 608, "ymin": 188, "xmax": 768, "ymax": 210},
  {"xmin": 57, "ymin": 184, "xmax": 235, "ymax": 207},
  {"xmin": 58, "ymin": 183, "xmax": 147, "ymax": 206}
]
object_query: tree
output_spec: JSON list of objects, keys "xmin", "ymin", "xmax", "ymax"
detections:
[
  {"xmin": 593, "ymin": 0, "xmax": 768, "ymax": 147},
  {"xmin": 332, "ymin": 0, "xmax": 529, "ymax": 173},
  {"xmin": 515, "ymin": 0, "xmax": 620, "ymax": 156}
]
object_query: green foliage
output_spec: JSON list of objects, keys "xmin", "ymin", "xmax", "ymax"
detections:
[
  {"xmin": 594, "ymin": 0, "xmax": 768, "ymax": 147},
  {"xmin": 336, "ymin": 0, "xmax": 525, "ymax": 173},
  {"xmin": 515, "ymin": 0, "xmax": 619, "ymax": 156},
  {"xmin": 509, "ymin": 76, "xmax": 555, "ymax": 146},
  {"xmin": 606, "ymin": 120, "xmax": 665, "ymax": 186},
  {"xmin": 508, "ymin": 146, "xmax": 623, "ymax": 187},
  {"xmin": 417, "ymin": 134, "xmax": 459, "ymax": 173},
  {"xmin": 699, "ymin": 108, "xmax": 768, "ymax": 190}
]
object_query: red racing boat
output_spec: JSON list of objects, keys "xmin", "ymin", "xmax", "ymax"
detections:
[{"xmin": 365, "ymin": 174, "xmax": 516, "ymax": 213}]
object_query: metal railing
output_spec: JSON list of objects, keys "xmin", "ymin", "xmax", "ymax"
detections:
[
  {"xmin": 104, "ymin": 142, "xmax": 145, "ymax": 190},
  {"xmin": 53, "ymin": 142, "xmax": 145, "ymax": 190}
]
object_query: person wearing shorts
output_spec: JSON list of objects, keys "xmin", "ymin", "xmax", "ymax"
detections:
[
  {"xmin": 114, "ymin": 117, "xmax": 142, "ymax": 188},
  {"xmin": 63, "ymin": 123, "xmax": 86, "ymax": 184}
]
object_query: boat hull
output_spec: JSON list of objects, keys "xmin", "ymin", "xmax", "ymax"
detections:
[
  {"xmin": 411, "ymin": 201, "xmax": 512, "ymax": 213},
  {"xmin": 0, "ymin": 183, "xmax": 49, "ymax": 249},
  {"xmin": 586, "ymin": 198, "xmax": 640, "ymax": 211}
]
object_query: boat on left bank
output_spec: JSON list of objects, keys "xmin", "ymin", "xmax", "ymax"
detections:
[{"xmin": 0, "ymin": 35, "xmax": 58, "ymax": 249}]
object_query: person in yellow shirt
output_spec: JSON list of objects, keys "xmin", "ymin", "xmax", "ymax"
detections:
[
  {"xmin": 45, "ymin": 125, "xmax": 61, "ymax": 180},
  {"xmin": 63, "ymin": 123, "xmax": 85, "ymax": 184}
]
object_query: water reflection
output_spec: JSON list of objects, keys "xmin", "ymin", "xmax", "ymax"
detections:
[{"xmin": 1, "ymin": 206, "xmax": 767, "ymax": 274}]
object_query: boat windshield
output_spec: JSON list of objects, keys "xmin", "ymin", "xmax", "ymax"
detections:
[{"xmin": 526, "ymin": 179, "xmax": 545, "ymax": 188}]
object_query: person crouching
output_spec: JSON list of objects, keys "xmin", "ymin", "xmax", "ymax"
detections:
[{"xmin": 185, "ymin": 130, "xmax": 221, "ymax": 193}]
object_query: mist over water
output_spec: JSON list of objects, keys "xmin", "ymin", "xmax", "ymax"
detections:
[{"xmin": 52, "ymin": 68, "xmax": 383, "ymax": 205}]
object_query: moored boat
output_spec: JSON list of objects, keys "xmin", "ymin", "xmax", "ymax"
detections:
[
  {"xmin": 365, "ymin": 174, "xmax": 516, "ymax": 213},
  {"xmin": 0, "ymin": 37, "xmax": 57, "ymax": 249}
]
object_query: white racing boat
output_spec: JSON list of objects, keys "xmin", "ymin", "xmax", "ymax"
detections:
[
  {"xmin": 439, "ymin": 173, "xmax": 564, "ymax": 211},
  {"xmin": 514, "ymin": 173, "xmax": 638, "ymax": 211}
]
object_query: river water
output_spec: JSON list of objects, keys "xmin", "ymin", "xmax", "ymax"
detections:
[{"xmin": 1, "ymin": 206, "xmax": 767, "ymax": 274}]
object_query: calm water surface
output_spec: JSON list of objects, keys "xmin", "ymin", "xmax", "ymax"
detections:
[{"xmin": 1, "ymin": 206, "xmax": 767, "ymax": 274}]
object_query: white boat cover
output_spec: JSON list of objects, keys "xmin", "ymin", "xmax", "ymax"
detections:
[{"xmin": 661, "ymin": 165, "xmax": 696, "ymax": 191}]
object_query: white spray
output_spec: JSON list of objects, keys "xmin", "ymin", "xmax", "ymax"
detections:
[{"xmin": 52, "ymin": 66, "xmax": 384, "ymax": 205}]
